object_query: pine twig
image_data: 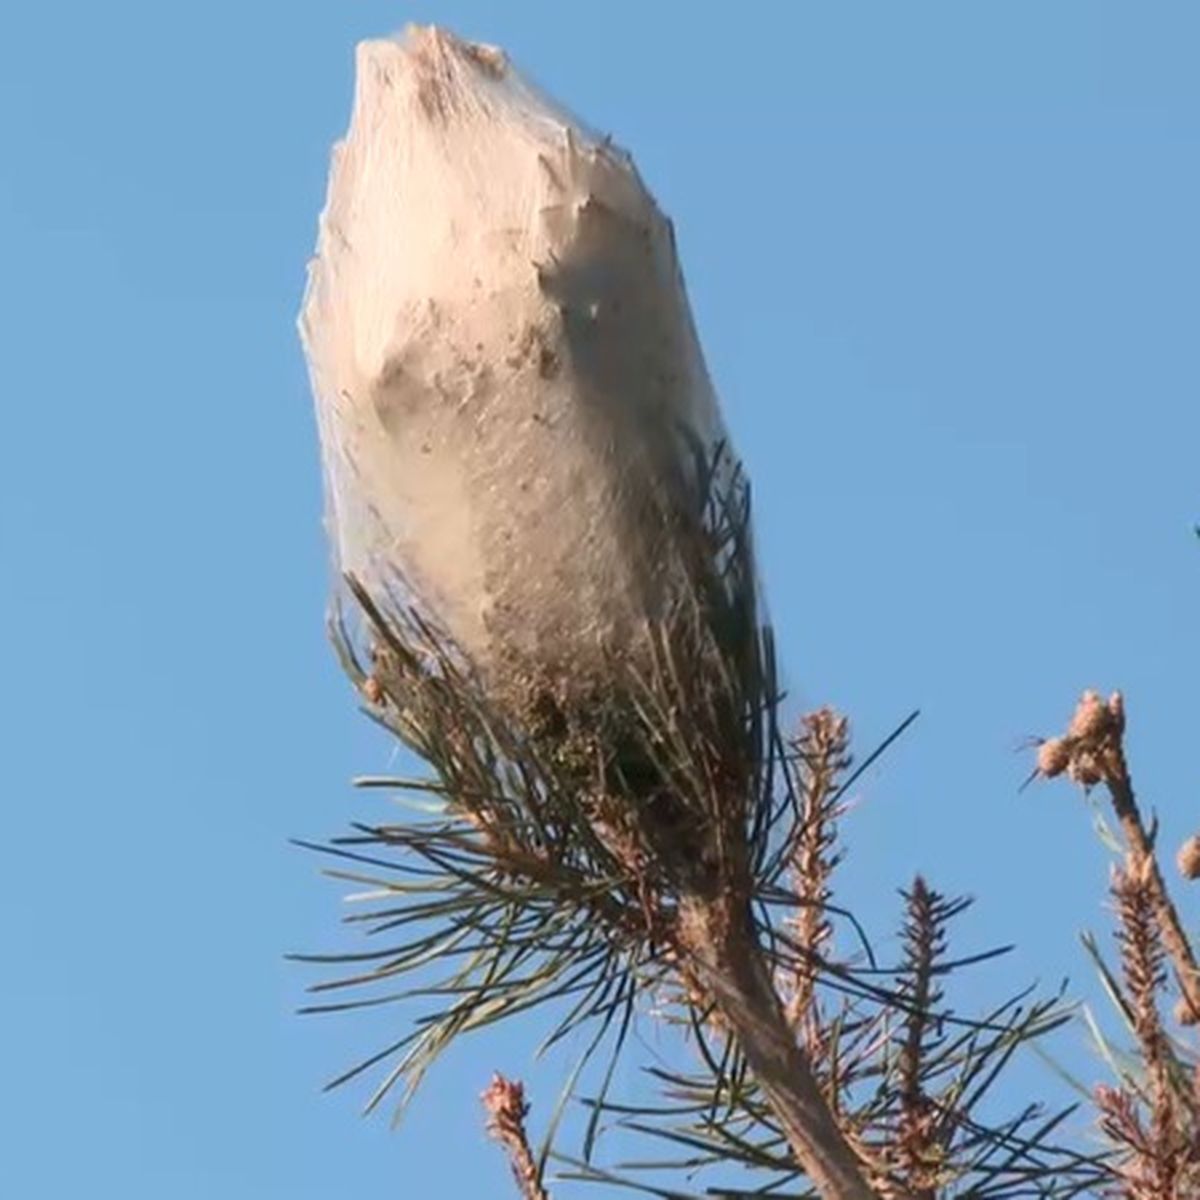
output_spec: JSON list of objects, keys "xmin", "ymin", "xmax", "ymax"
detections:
[
  {"xmin": 894, "ymin": 877, "xmax": 944, "ymax": 1200},
  {"xmin": 1102, "ymin": 745, "xmax": 1200, "ymax": 1024},
  {"xmin": 483, "ymin": 1074, "xmax": 552, "ymax": 1200},
  {"xmin": 785, "ymin": 709, "xmax": 849, "ymax": 1032},
  {"xmin": 1097, "ymin": 855, "xmax": 1200, "ymax": 1198},
  {"xmin": 1035, "ymin": 690, "xmax": 1200, "ymax": 1020},
  {"xmin": 1112, "ymin": 855, "xmax": 1169, "ymax": 1081}
]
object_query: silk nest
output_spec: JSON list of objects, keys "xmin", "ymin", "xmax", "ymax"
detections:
[{"xmin": 300, "ymin": 26, "xmax": 748, "ymax": 692}]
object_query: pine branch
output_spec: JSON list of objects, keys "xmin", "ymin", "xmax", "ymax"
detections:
[
  {"xmin": 676, "ymin": 891, "xmax": 885, "ymax": 1200},
  {"xmin": 892, "ymin": 877, "xmax": 945, "ymax": 1200},
  {"xmin": 1039, "ymin": 689, "xmax": 1200, "ymax": 1197}
]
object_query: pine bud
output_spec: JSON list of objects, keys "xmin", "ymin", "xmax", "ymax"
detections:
[
  {"xmin": 1068, "ymin": 690, "xmax": 1112, "ymax": 742},
  {"xmin": 1177, "ymin": 835, "xmax": 1200, "ymax": 881},
  {"xmin": 1036, "ymin": 737, "xmax": 1072, "ymax": 779}
]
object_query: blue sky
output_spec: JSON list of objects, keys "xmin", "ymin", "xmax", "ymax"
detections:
[{"xmin": 1, "ymin": 2, "xmax": 1197, "ymax": 1196}]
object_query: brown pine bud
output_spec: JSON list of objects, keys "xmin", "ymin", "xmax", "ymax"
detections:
[
  {"xmin": 1107, "ymin": 691, "xmax": 1125, "ymax": 735},
  {"xmin": 1036, "ymin": 737, "xmax": 1073, "ymax": 779},
  {"xmin": 362, "ymin": 675, "xmax": 384, "ymax": 705},
  {"xmin": 1177, "ymin": 835, "xmax": 1200, "ymax": 881},
  {"xmin": 1175, "ymin": 996, "xmax": 1200, "ymax": 1026},
  {"xmin": 1068, "ymin": 690, "xmax": 1112, "ymax": 743},
  {"xmin": 1067, "ymin": 751, "xmax": 1103, "ymax": 788}
]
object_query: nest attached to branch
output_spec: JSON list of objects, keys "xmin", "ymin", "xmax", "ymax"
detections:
[{"xmin": 334, "ymin": 434, "xmax": 769, "ymax": 921}]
